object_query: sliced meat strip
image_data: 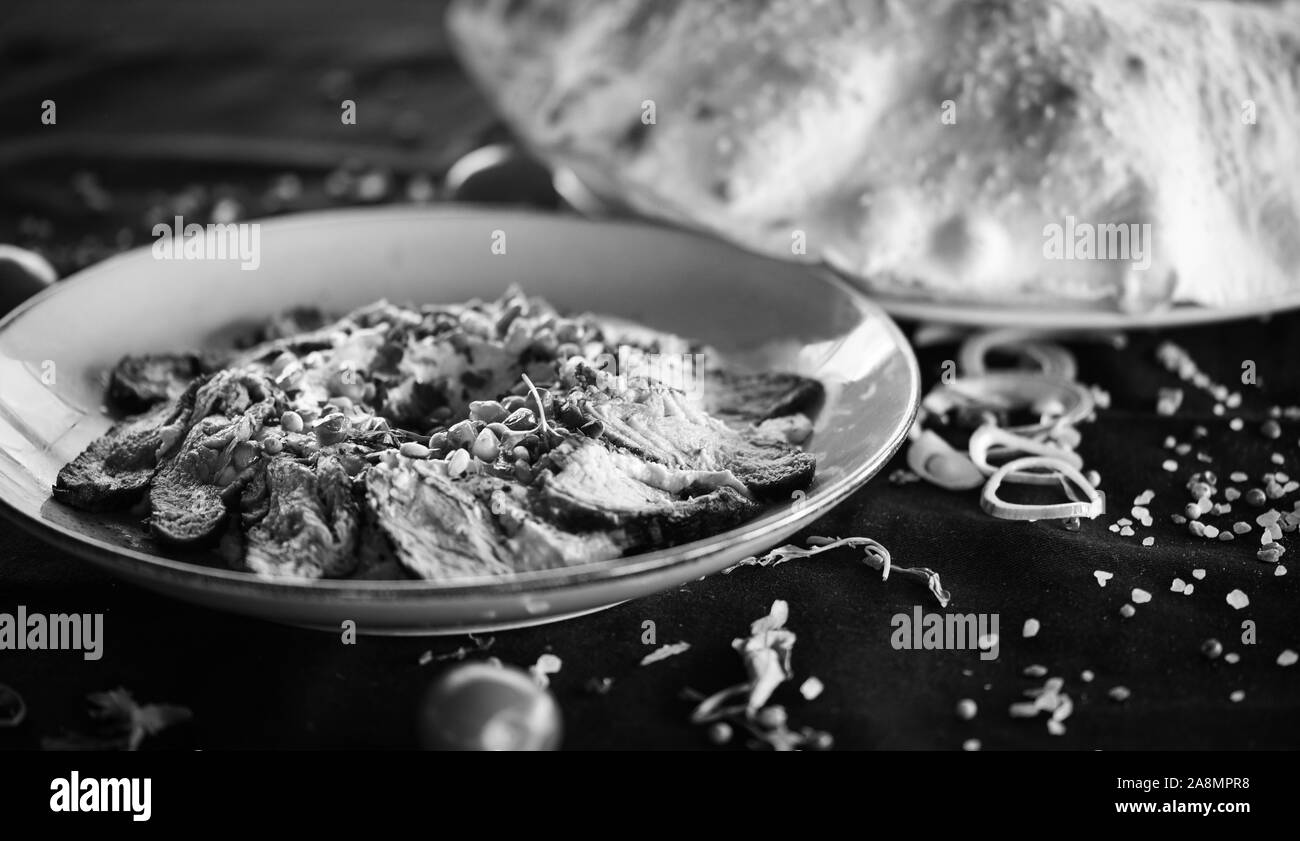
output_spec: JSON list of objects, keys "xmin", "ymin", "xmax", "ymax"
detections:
[
  {"xmin": 53, "ymin": 387, "xmax": 194, "ymax": 511},
  {"xmin": 704, "ymin": 370, "xmax": 824, "ymax": 423},
  {"xmin": 244, "ymin": 454, "xmax": 360, "ymax": 579},
  {"xmin": 537, "ymin": 437, "xmax": 759, "ymax": 548},
  {"xmin": 585, "ymin": 387, "xmax": 816, "ymax": 500},
  {"xmin": 365, "ymin": 458, "xmax": 515, "ymax": 580}
]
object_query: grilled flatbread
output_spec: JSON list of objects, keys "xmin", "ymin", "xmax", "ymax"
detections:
[{"xmin": 448, "ymin": 0, "xmax": 1300, "ymax": 312}]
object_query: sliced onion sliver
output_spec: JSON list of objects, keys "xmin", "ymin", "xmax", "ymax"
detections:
[
  {"xmin": 958, "ymin": 328, "xmax": 1078, "ymax": 381},
  {"xmin": 907, "ymin": 430, "xmax": 985, "ymax": 490},
  {"xmin": 981, "ymin": 456, "xmax": 1105, "ymax": 522},
  {"xmin": 928, "ymin": 373, "xmax": 1094, "ymax": 437},
  {"xmin": 969, "ymin": 424, "xmax": 1083, "ymax": 486}
]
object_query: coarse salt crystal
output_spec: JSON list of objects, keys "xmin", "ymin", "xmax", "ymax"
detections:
[
  {"xmin": 1120, "ymin": 526, "xmax": 1135, "ymax": 537},
  {"xmin": 1142, "ymin": 537, "xmax": 1155, "ymax": 547},
  {"xmin": 1183, "ymin": 584, "xmax": 1195, "ymax": 595},
  {"xmin": 1080, "ymin": 670, "xmax": 1094, "ymax": 682},
  {"xmin": 1203, "ymin": 525, "xmax": 1221, "ymax": 539},
  {"xmin": 1094, "ymin": 570, "xmax": 1113, "ymax": 587},
  {"xmin": 1229, "ymin": 690, "xmax": 1245, "ymax": 703},
  {"xmin": 1047, "ymin": 719, "xmax": 1066, "ymax": 736},
  {"xmin": 1192, "ymin": 568, "xmax": 1206, "ymax": 580},
  {"xmin": 1162, "ymin": 460, "xmax": 1178, "ymax": 472},
  {"xmin": 1131, "ymin": 588, "xmax": 1152, "ymax": 604},
  {"xmin": 963, "ymin": 738, "xmax": 981, "ymax": 751},
  {"xmin": 1277, "ymin": 565, "xmax": 1288, "ymax": 576},
  {"xmin": 1226, "ymin": 589, "xmax": 1250, "ymax": 610},
  {"xmin": 800, "ymin": 677, "xmax": 825, "ymax": 700},
  {"xmin": 1278, "ymin": 650, "xmax": 1299, "ymax": 667},
  {"xmin": 1171, "ymin": 578, "xmax": 1186, "ymax": 593},
  {"xmin": 1023, "ymin": 618, "xmax": 1040, "ymax": 638},
  {"xmin": 1023, "ymin": 664, "xmax": 1048, "ymax": 678},
  {"xmin": 1230, "ymin": 471, "xmax": 1249, "ymax": 483},
  {"xmin": 1120, "ymin": 603, "xmax": 1136, "ymax": 618},
  {"xmin": 1108, "ymin": 686, "xmax": 1131, "ymax": 702},
  {"xmin": 1225, "ymin": 652, "xmax": 1241, "ymax": 664}
]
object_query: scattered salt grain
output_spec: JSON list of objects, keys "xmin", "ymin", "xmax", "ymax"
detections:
[
  {"xmin": 1023, "ymin": 618, "xmax": 1040, "ymax": 639},
  {"xmin": 1229, "ymin": 417, "xmax": 1244, "ymax": 431},
  {"xmin": 1230, "ymin": 471, "xmax": 1249, "ymax": 483},
  {"xmin": 800, "ymin": 677, "xmax": 825, "ymax": 700},
  {"xmin": 1192, "ymin": 569, "xmax": 1206, "ymax": 580},
  {"xmin": 1047, "ymin": 719, "xmax": 1066, "ymax": 736},
  {"xmin": 1108, "ymin": 686, "xmax": 1131, "ymax": 702},
  {"xmin": 1278, "ymin": 650, "xmax": 1298, "ymax": 667},
  {"xmin": 1201, "ymin": 638, "xmax": 1223, "ymax": 659},
  {"xmin": 1120, "ymin": 603, "xmax": 1136, "ymax": 618},
  {"xmin": 1162, "ymin": 460, "xmax": 1178, "ymax": 472},
  {"xmin": 1171, "ymin": 578, "xmax": 1186, "ymax": 594},
  {"xmin": 1225, "ymin": 652, "xmax": 1241, "ymax": 664},
  {"xmin": 1023, "ymin": 664, "xmax": 1048, "ymax": 678},
  {"xmin": 1080, "ymin": 670, "xmax": 1095, "ymax": 683},
  {"xmin": 1094, "ymin": 571, "xmax": 1113, "ymax": 587},
  {"xmin": 1203, "ymin": 525, "xmax": 1220, "ymax": 539},
  {"xmin": 1120, "ymin": 526, "xmax": 1135, "ymax": 537},
  {"xmin": 962, "ymin": 738, "xmax": 981, "ymax": 751},
  {"xmin": 1226, "ymin": 589, "xmax": 1250, "ymax": 610},
  {"xmin": 1183, "ymin": 584, "xmax": 1195, "ymax": 595},
  {"xmin": 978, "ymin": 633, "xmax": 999, "ymax": 652},
  {"xmin": 1131, "ymin": 588, "xmax": 1152, "ymax": 604},
  {"xmin": 1230, "ymin": 690, "xmax": 1245, "ymax": 703},
  {"xmin": 955, "ymin": 698, "xmax": 978, "ymax": 720},
  {"xmin": 1142, "ymin": 537, "xmax": 1155, "ymax": 547},
  {"xmin": 1224, "ymin": 487, "xmax": 1241, "ymax": 502},
  {"xmin": 1277, "ymin": 565, "xmax": 1288, "ymax": 576}
]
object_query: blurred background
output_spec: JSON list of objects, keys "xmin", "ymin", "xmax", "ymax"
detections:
[{"xmin": 0, "ymin": 0, "xmax": 526, "ymax": 277}]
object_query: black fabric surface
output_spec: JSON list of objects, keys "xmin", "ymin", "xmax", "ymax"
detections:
[{"xmin": 1, "ymin": 1, "xmax": 1298, "ymax": 751}]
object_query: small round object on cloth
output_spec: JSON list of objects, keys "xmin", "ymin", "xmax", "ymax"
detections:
[{"xmin": 418, "ymin": 662, "xmax": 562, "ymax": 751}]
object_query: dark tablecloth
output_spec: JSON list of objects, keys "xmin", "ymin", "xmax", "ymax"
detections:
[{"xmin": 1, "ymin": 0, "xmax": 1297, "ymax": 750}]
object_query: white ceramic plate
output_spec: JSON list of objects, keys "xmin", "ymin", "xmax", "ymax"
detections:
[
  {"xmin": 0, "ymin": 207, "xmax": 919, "ymax": 634},
  {"xmin": 546, "ymin": 163, "xmax": 1300, "ymax": 330},
  {"xmin": 862, "ymin": 287, "xmax": 1300, "ymax": 329}
]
